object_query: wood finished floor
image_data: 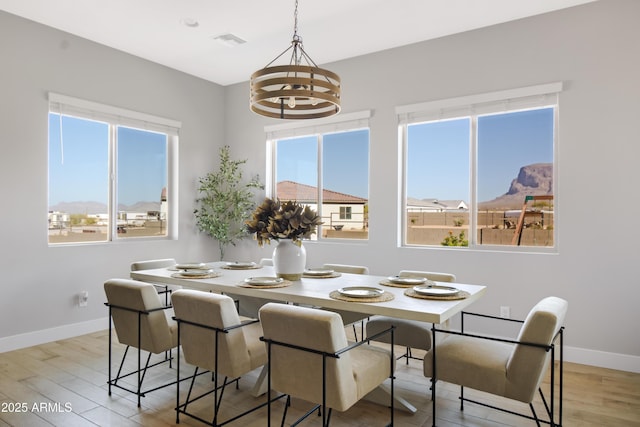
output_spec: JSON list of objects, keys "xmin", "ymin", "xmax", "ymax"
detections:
[{"xmin": 1, "ymin": 330, "xmax": 639, "ymax": 427}]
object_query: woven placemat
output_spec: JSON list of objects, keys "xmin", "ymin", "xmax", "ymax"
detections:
[
  {"xmin": 404, "ymin": 288, "xmax": 470, "ymax": 300},
  {"xmin": 171, "ymin": 272, "xmax": 222, "ymax": 279},
  {"xmin": 221, "ymin": 265, "xmax": 262, "ymax": 270},
  {"xmin": 379, "ymin": 278, "xmax": 436, "ymax": 288},
  {"xmin": 302, "ymin": 272, "xmax": 342, "ymax": 279},
  {"xmin": 329, "ymin": 290, "xmax": 395, "ymax": 303},
  {"xmin": 237, "ymin": 280, "xmax": 292, "ymax": 289}
]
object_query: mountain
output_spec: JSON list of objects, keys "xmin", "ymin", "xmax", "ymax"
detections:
[
  {"xmin": 478, "ymin": 163, "xmax": 552, "ymax": 210},
  {"xmin": 49, "ymin": 201, "xmax": 161, "ymax": 214}
]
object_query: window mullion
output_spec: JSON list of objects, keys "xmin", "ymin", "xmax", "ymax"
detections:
[
  {"xmin": 108, "ymin": 125, "xmax": 117, "ymax": 241},
  {"xmin": 317, "ymin": 134, "xmax": 323, "ymax": 238},
  {"xmin": 469, "ymin": 115, "xmax": 478, "ymax": 247}
]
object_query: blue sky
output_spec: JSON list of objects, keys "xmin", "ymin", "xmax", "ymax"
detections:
[
  {"xmin": 407, "ymin": 107, "xmax": 553, "ymax": 202},
  {"xmin": 49, "ymin": 108, "xmax": 552, "ymax": 206},
  {"xmin": 48, "ymin": 114, "xmax": 167, "ymax": 206},
  {"xmin": 276, "ymin": 129, "xmax": 370, "ymax": 199}
]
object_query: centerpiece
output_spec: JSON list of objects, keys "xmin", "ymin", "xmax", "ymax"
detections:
[{"xmin": 245, "ymin": 198, "xmax": 322, "ymax": 280}]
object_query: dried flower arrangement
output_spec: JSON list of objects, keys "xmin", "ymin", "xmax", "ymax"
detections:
[{"xmin": 245, "ymin": 197, "xmax": 322, "ymax": 247}]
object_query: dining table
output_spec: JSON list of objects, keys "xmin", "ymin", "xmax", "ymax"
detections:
[{"xmin": 129, "ymin": 261, "xmax": 487, "ymax": 413}]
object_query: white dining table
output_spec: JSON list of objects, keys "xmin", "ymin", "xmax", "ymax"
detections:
[{"xmin": 130, "ymin": 262, "xmax": 487, "ymax": 412}]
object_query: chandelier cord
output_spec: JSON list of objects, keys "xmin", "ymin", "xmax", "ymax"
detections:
[{"xmin": 293, "ymin": 0, "xmax": 299, "ymax": 38}]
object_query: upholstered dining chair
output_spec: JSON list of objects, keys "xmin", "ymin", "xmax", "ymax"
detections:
[
  {"xmin": 104, "ymin": 278, "xmax": 179, "ymax": 407},
  {"xmin": 366, "ymin": 270, "xmax": 456, "ymax": 363},
  {"xmin": 171, "ymin": 289, "xmax": 273, "ymax": 426},
  {"xmin": 259, "ymin": 303, "xmax": 395, "ymax": 427},
  {"xmin": 321, "ymin": 263, "xmax": 370, "ymax": 341},
  {"xmin": 424, "ymin": 296, "xmax": 567, "ymax": 427},
  {"xmin": 130, "ymin": 258, "xmax": 177, "ymax": 305}
]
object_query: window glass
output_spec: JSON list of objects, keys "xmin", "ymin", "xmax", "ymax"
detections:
[
  {"xmin": 116, "ymin": 126, "xmax": 168, "ymax": 238},
  {"xmin": 323, "ymin": 130, "xmax": 369, "ymax": 238},
  {"xmin": 48, "ymin": 114, "xmax": 109, "ymax": 243},
  {"xmin": 403, "ymin": 106, "xmax": 555, "ymax": 249},
  {"xmin": 477, "ymin": 108, "xmax": 554, "ymax": 246},
  {"xmin": 48, "ymin": 113, "xmax": 172, "ymax": 244},
  {"xmin": 406, "ymin": 118, "xmax": 470, "ymax": 246},
  {"xmin": 273, "ymin": 128, "xmax": 369, "ymax": 240}
]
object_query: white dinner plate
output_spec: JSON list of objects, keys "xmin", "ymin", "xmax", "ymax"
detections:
[
  {"xmin": 338, "ymin": 286, "xmax": 384, "ymax": 298},
  {"xmin": 413, "ymin": 285, "xmax": 460, "ymax": 296},
  {"xmin": 179, "ymin": 268, "xmax": 216, "ymax": 277},
  {"xmin": 387, "ymin": 275, "xmax": 427, "ymax": 285},
  {"xmin": 244, "ymin": 276, "xmax": 284, "ymax": 286},
  {"xmin": 175, "ymin": 262, "xmax": 208, "ymax": 270},
  {"xmin": 226, "ymin": 261, "xmax": 257, "ymax": 268},
  {"xmin": 304, "ymin": 268, "xmax": 335, "ymax": 276}
]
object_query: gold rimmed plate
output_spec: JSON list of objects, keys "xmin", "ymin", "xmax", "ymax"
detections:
[
  {"xmin": 244, "ymin": 276, "xmax": 284, "ymax": 286},
  {"xmin": 387, "ymin": 275, "xmax": 427, "ymax": 285},
  {"xmin": 226, "ymin": 261, "xmax": 257, "ymax": 269},
  {"xmin": 413, "ymin": 285, "xmax": 460, "ymax": 296},
  {"xmin": 304, "ymin": 268, "xmax": 335, "ymax": 276},
  {"xmin": 175, "ymin": 262, "xmax": 208, "ymax": 270},
  {"xmin": 338, "ymin": 286, "xmax": 384, "ymax": 298},
  {"xmin": 179, "ymin": 268, "xmax": 216, "ymax": 277}
]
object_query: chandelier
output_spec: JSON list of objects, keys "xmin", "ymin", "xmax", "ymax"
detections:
[{"xmin": 250, "ymin": 0, "xmax": 341, "ymax": 120}]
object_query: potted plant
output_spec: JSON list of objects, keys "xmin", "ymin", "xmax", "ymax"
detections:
[
  {"xmin": 245, "ymin": 198, "xmax": 322, "ymax": 280},
  {"xmin": 194, "ymin": 145, "xmax": 263, "ymax": 260}
]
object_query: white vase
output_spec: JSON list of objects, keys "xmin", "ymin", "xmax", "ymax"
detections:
[{"xmin": 273, "ymin": 240, "xmax": 306, "ymax": 280}]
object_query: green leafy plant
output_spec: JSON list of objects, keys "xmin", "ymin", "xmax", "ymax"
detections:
[
  {"xmin": 194, "ymin": 145, "xmax": 263, "ymax": 259},
  {"xmin": 245, "ymin": 198, "xmax": 322, "ymax": 247},
  {"xmin": 441, "ymin": 230, "xmax": 469, "ymax": 247}
]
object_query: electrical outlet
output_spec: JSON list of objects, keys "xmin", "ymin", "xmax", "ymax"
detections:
[
  {"xmin": 500, "ymin": 306, "xmax": 510, "ymax": 318},
  {"xmin": 79, "ymin": 291, "xmax": 89, "ymax": 307}
]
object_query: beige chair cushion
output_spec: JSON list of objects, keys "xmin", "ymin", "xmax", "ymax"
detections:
[
  {"xmin": 424, "ymin": 296, "xmax": 567, "ymax": 404},
  {"xmin": 104, "ymin": 278, "xmax": 177, "ymax": 354},
  {"xmin": 323, "ymin": 263, "xmax": 369, "ymax": 274},
  {"xmin": 260, "ymin": 303, "xmax": 392, "ymax": 412},
  {"xmin": 367, "ymin": 317, "xmax": 432, "ymax": 350},
  {"xmin": 171, "ymin": 289, "xmax": 266, "ymax": 379}
]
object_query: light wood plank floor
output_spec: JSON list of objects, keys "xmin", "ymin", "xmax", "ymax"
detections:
[{"xmin": 1, "ymin": 330, "xmax": 639, "ymax": 426}]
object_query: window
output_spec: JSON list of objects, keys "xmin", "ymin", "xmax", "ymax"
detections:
[
  {"xmin": 398, "ymin": 83, "xmax": 560, "ymax": 250},
  {"xmin": 267, "ymin": 111, "xmax": 370, "ymax": 240},
  {"xmin": 48, "ymin": 93, "xmax": 179, "ymax": 245},
  {"xmin": 339, "ymin": 206, "xmax": 352, "ymax": 220}
]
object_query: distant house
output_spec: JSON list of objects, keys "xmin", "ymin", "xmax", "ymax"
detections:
[
  {"xmin": 406, "ymin": 198, "xmax": 468, "ymax": 212},
  {"xmin": 277, "ymin": 180, "xmax": 368, "ymax": 230}
]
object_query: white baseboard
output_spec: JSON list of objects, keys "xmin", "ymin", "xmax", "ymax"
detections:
[
  {"xmin": 2, "ymin": 322, "xmax": 639, "ymax": 374},
  {"xmin": 565, "ymin": 345, "xmax": 640, "ymax": 373},
  {"xmin": 0, "ymin": 317, "xmax": 108, "ymax": 354}
]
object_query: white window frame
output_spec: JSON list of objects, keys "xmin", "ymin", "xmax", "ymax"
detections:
[
  {"xmin": 396, "ymin": 82, "xmax": 562, "ymax": 253},
  {"xmin": 48, "ymin": 93, "xmax": 180, "ymax": 244},
  {"xmin": 265, "ymin": 110, "xmax": 371, "ymax": 241}
]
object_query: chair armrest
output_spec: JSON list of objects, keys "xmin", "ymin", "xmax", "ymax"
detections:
[
  {"xmin": 172, "ymin": 316, "xmax": 259, "ymax": 334},
  {"xmin": 261, "ymin": 325, "xmax": 395, "ymax": 359},
  {"xmin": 432, "ymin": 327, "xmax": 553, "ymax": 351},
  {"xmin": 461, "ymin": 310, "xmax": 525, "ymax": 325},
  {"xmin": 104, "ymin": 302, "xmax": 173, "ymax": 315}
]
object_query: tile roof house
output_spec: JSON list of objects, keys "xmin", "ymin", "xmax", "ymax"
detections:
[{"xmin": 277, "ymin": 180, "xmax": 367, "ymax": 204}]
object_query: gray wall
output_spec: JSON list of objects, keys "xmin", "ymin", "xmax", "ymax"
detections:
[
  {"xmin": 224, "ymin": 0, "xmax": 640, "ymax": 371},
  {"xmin": 1, "ymin": 0, "xmax": 639, "ymax": 371},
  {"xmin": 0, "ymin": 10, "xmax": 223, "ymax": 347}
]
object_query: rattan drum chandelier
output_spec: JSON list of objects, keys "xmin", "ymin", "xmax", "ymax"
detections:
[{"xmin": 250, "ymin": 0, "xmax": 341, "ymax": 120}]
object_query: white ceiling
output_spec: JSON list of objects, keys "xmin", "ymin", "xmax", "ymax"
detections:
[{"xmin": 0, "ymin": 0, "xmax": 595, "ymax": 86}]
